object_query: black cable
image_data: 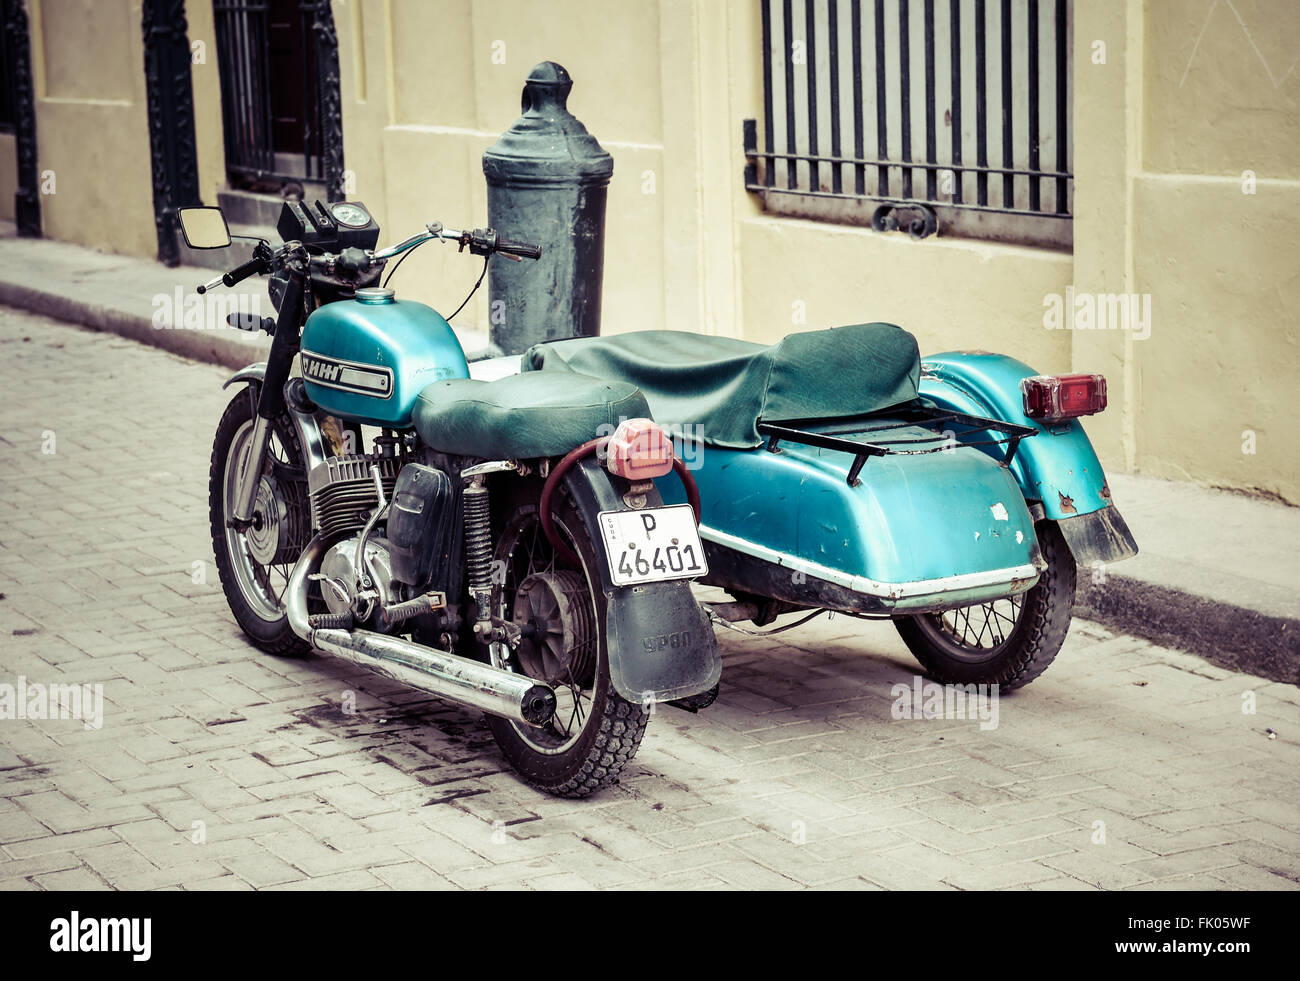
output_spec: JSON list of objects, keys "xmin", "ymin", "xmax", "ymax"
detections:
[
  {"xmin": 446, "ymin": 257, "xmax": 489, "ymax": 322},
  {"xmin": 381, "ymin": 239, "xmax": 421, "ymax": 288},
  {"xmin": 380, "ymin": 241, "xmax": 488, "ymax": 324}
]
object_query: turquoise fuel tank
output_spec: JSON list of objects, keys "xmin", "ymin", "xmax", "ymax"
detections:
[{"xmin": 299, "ymin": 287, "xmax": 469, "ymax": 428}]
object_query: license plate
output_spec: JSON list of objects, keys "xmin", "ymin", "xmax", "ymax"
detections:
[{"xmin": 598, "ymin": 505, "xmax": 708, "ymax": 586}]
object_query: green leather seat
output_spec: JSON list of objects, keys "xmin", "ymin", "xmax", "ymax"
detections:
[
  {"xmin": 522, "ymin": 324, "xmax": 921, "ymax": 449},
  {"xmin": 412, "ymin": 371, "xmax": 650, "ymax": 459}
]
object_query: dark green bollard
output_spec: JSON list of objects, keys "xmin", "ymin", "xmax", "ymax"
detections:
[{"xmin": 482, "ymin": 62, "xmax": 614, "ymax": 356}]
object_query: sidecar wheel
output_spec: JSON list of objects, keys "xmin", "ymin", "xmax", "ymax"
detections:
[
  {"xmin": 486, "ymin": 498, "xmax": 649, "ymax": 798},
  {"xmin": 894, "ymin": 520, "xmax": 1076, "ymax": 690}
]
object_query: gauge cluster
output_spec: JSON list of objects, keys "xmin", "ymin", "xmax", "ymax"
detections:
[{"xmin": 277, "ymin": 199, "xmax": 380, "ymax": 251}]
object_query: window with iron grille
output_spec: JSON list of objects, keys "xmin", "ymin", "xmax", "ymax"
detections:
[{"xmin": 744, "ymin": 0, "xmax": 1073, "ymax": 249}]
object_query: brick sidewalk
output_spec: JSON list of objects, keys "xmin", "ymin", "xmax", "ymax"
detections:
[{"xmin": 1, "ymin": 306, "xmax": 1298, "ymax": 891}]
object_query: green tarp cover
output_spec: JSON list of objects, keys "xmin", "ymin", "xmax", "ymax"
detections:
[{"xmin": 521, "ymin": 323, "xmax": 921, "ymax": 449}]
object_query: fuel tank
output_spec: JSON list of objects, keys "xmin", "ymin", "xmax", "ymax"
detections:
[{"xmin": 300, "ymin": 287, "xmax": 469, "ymax": 428}]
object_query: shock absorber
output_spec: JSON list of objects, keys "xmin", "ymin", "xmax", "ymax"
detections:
[
  {"xmin": 459, "ymin": 460, "xmax": 519, "ymax": 640},
  {"xmin": 463, "ymin": 479, "xmax": 494, "ymax": 629}
]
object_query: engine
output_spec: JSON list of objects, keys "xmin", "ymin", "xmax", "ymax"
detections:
[
  {"xmin": 308, "ymin": 454, "xmax": 400, "ymax": 539},
  {"xmin": 306, "ymin": 454, "xmax": 458, "ymax": 630}
]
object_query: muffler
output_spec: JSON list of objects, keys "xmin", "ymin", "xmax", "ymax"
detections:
[{"xmin": 284, "ymin": 537, "xmax": 556, "ymax": 727}]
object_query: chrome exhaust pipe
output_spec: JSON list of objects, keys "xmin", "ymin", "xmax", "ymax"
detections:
[{"xmin": 284, "ymin": 537, "xmax": 556, "ymax": 727}]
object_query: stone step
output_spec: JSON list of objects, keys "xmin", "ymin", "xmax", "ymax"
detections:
[{"xmin": 215, "ymin": 182, "xmax": 330, "ymax": 228}]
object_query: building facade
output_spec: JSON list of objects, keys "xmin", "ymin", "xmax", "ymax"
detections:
[{"xmin": 1, "ymin": 0, "xmax": 1296, "ymax": 502}]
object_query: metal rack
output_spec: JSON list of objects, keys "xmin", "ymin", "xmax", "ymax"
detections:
[{"xmin": 758, "ymin": 405, "xmax": 1037, "ymax": 487}]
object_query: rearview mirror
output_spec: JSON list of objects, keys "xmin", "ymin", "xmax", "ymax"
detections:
[{"xmin": 178, "ymin": 206, "xmax": 231, "ymax": 249}]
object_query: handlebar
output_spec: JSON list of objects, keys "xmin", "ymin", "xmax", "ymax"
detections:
[
  {"xmin": 196, "ymin": 241, "xmax": 274, "ymax": 294},
  {"xmin": 222, "ymin": 254, "xmax": 267, "ymax": 288},
  {"xmin": 492, "ymin": 235, "xmax": 543, "ymax": 261},
  {"xmin": 194, "ymin": 221, "xmax": 541, "ymax": 293}
]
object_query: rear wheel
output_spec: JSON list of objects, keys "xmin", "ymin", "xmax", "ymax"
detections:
[
  {"xmin": 894, "ymin": 520, "xmax": 1076, "ymax": 690},
  {"xmin": 485, "ymin": 498, "xmax": 649, "ymax": 797},
  {"xmin": 208, "ymin": 389, "xmax": 312, "ymax": 656}
]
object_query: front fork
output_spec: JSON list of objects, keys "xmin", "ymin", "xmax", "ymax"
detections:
[{"xmin": 229, "ymin": 265, "xmax": 307, "ymax": 526}]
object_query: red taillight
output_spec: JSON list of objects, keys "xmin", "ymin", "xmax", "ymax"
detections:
[
  {"xmin": 1021, "ymin": 374, "xmax": 1107, "ymax": 423},
  {"xmin": 605, "ymin": 419, "xmax": 674, "ymax": 480}
]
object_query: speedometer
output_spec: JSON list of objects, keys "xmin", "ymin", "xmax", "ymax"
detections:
[{"xmin": 329, "ymin": 202, "xmax": 371, "ymax": 228}]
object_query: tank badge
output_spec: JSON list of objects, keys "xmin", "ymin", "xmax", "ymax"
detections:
[{"xmin": 301, "ymin": 351, "xmax": 394, "ymax": 398}]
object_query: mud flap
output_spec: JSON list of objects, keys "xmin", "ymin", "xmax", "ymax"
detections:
[
  {"xmin": 606, "ymin": 581, "xmax": 721, "ymax": 702},
  {"xmin": 1055, "ymin": 505, "xmax": 1139, "ymax": 566},
  {"xmin": 564, "ymin": 458, "xmax": 722, "ymax": 704}
]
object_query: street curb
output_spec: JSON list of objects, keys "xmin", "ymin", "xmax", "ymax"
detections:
[
  {"xmin": 0, "ymin": 278, "xmax": 267, "ymax": 371},
  {"xmin": 0, "ymin": 275, "xmax": 495, "ymax": 370},
  {"xmin": 1076, "ymin": 576, "xmax": 1299, "ymax": 686}
]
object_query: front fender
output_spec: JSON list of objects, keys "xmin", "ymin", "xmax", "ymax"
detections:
[
  {"xmin": 222, "ymin": 361, "xmax": 268, "ymax": 390},
  {"xmin": 563, "ymin": 457, "xmax": 721, "ymax": 703},
  {"xmin": 919, "ymin": 352, "xmax": 1112, "ymax": 520},
  {"xmin": 222, "ymin": 363, "xmax": 330, "ymax": 471}
]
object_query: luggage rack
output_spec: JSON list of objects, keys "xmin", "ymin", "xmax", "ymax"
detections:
[{"xmin": 758, "ymin": 405, "xmax": 1038, "ymax": 487}]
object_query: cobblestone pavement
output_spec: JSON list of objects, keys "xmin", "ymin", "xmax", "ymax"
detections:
[{"xmin": 1, "ymin": 306, "xmax": 1298, "ymax": 892}]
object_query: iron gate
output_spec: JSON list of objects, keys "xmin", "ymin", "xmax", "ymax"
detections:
[{"xmin": 213, "ymin": 0, "xmax": 343, "ymax": 195}]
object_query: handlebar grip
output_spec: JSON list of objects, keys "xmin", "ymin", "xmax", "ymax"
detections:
[
  {"xmin": 222, "ymin": 255, "xmax": 266, "ymax": 288},
  {"xmin": 495, "ymin": 237, "xmax": 542, "ymax": 260}
]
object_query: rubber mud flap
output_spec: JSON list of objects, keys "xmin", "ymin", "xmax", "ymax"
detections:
[
  {"xmin": 1055, "ymin": 505, "xmax": 1139, "ymax": 566},
  {"xmin": 606, "ymin": 580, "xmax": 721, "ymax": 703},
  {"xmin": 563, "ymin": 457, "xmax": 721, "ymax": 704}
]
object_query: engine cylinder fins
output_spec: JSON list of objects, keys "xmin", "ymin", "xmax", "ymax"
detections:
[
  {"xmin": 308, "ymin": 454, "xmax": 399, "ymax": 538},
  {"xmin": 511, "ymin": 570, "xmax": 597, "ymax": 688}
]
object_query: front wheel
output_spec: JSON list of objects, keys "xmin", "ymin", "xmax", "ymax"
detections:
[
  {"xmin": 894, "ymin": 520, "xmax": 1077, "ymax": 690},
  {"xmin": 485, "ymin": 497, "xmax": 649, "ymax": 798},
  {"xmin": 208, "ymin": 389, "xmax": 313, "ymax": 656}
]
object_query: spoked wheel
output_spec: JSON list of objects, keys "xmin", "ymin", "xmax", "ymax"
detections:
[
  {"xmin": 208, "ymin": 389, "xmax": 313, "ymax": 655},
  {"xmin": 894, "ymin": 520, "xmax": 1077, "ymax": 690},
  {"xmin": 486, "ymin": 500, "xmax": 648, "ymax": 797}
]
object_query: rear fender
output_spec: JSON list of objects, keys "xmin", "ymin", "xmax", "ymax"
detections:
[
  {"xmin": 919, "ymin": 352, "xmax": 1112, "ymax": 520},
  {"xmin": 563, "ymin": 457, "xmax": 721, "ymax": 703}
]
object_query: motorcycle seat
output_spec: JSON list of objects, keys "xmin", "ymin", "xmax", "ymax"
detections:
[
  {"xmin": 521, "ymin": 323, "xmax": 921, "ymax": 449},
  {"xmin": 412, "ymin": 371, "xmax": 650, "ymax": 459}
]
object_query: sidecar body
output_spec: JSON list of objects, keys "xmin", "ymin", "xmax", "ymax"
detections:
[{"xmin": 516, "ymin": 322, "xmax": 1138, "ymax": 617}]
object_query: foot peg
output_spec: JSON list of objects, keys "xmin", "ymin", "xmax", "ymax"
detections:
[
  {"xmin": 375, "ymin": 591, "xmax": 446, "ymax": 631},
  {"xmin": 308, "ymin": 611, "xmax": 353, "ymax": 631}
]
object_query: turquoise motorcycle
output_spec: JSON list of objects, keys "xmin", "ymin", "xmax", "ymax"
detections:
[
  {"xmin": 515, "ymin": 322, "xmax": 1138, "ymax": 692},
  {"xmin": 179, "ymin": 202, "xmax": 720, "ymax": 798},
  {"xmin": 182, "ymin": 197, "xmax": 1136, "ymax": 798}
]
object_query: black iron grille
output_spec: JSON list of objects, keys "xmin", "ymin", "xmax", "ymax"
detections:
[{"xmin": 745, "ymin": 0, "xmax": 1073, "ymax": 247}]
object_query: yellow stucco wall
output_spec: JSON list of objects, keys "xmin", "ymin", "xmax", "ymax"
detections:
[
  {"xmin": 0, "ymin": 133, "xmax": 15, "ymax": 222},
  {"xmin": 187, "ymin": 0, "xmax": 226, "ymax": 205},
  {"xmin": 27, "ymin": 0, "xmax": 156, "ymax": 257},
  {"xmin": 1130, "ymin": 0, "xmax": 1299, "ymax": 498}
]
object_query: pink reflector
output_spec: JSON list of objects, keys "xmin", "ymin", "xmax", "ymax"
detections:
[{"xmin": 606, "ymin": 419, "xmax": 674, "ymax": 479}]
